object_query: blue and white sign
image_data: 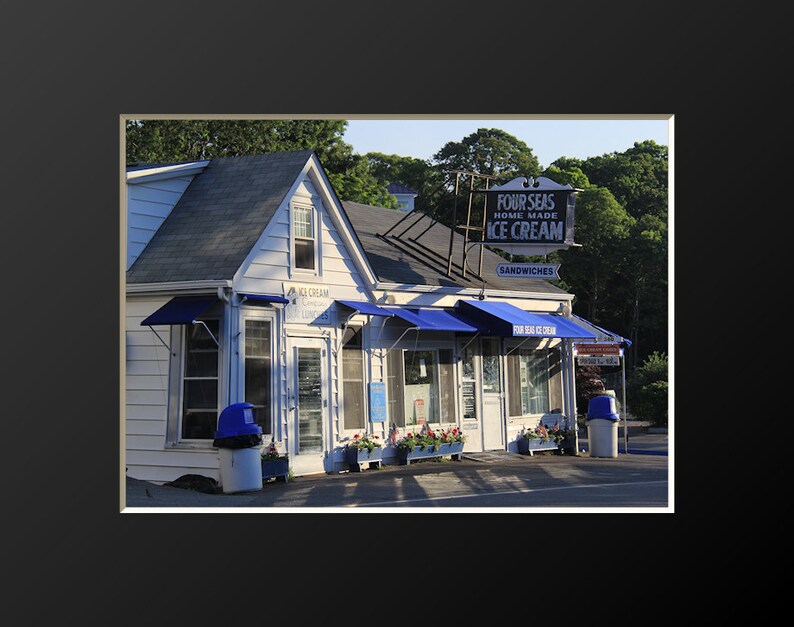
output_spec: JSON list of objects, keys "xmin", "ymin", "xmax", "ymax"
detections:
[
  {"xmin": 369, "ymin": 382, "xmax": 387, "ymax": 422},
  {"xmin": 495, "ymin": 263, "xmax": 560, "ymax": 279}
]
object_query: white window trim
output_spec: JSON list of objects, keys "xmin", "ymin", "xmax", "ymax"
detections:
[
  {"xmin": 166, "ymin": 318, "xmax": 223, "ymax": 448},
  {"xmin": 339, "ymin": 324, "xmax": 368, "ymax": 434},
  {"xmin": 239, "ymin": 308, "xmax": 278, "ymax": 440},
  {"xmin": 289, "ymin": 201, "xmax": 322, "ymax": 278},
  {"xmin": 389, "ymin": 346, "xmax": 458, "ymax": 429},
  {"xmin": 506, "ymin": 346, "xmax": 560, "ymax": 421}
]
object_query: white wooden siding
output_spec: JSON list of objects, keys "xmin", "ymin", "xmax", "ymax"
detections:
[
  {"xmin": 126, "ymin": 175, "xmax": 195, "ymax": 269},
  {"xmin": 236, "ymin": 178, "xmax": 369, "ymax": 300},
  {"xmin": 126, "ymin": 295, "xmax": 218, "ymax": 483}
]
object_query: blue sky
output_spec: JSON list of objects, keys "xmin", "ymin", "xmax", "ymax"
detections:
[{"xmin": 342, "ymin": 117, "xmax": 670, "ymax": 168}]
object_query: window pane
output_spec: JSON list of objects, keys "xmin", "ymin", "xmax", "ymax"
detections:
[
  {"xmin": 387, "ymin": 349, "xmax": 405, "ymax": 427},
  {"xmin": 403, "ymin": 350, "xmax": 438, "ymax": 424},
  {"xmin": 182, "ymin": 318, "xmax": 220, "ymax": 440},
  {"xmin": 343, "ymin": 381, "xmax": 365, "ymax": 430},
  {"xmin": 295, "ymin": 239, "xmax": 315, "ymax": 269},
  {"xmin": 342, "ymin": 327, "xmax": 365, "ymax": 430},
  {"xmin": 293, "ymin": 206, "xmax": 313, "ymax": 238},
  {"xmin": 186, "ymin": 320, "xmax": 219, "ymax": 351},
  {"xmin": 184, "ymin": 379, "xmax": 218, "ymax": 409},
  {"xmin": 482, "ymin": 338, "xmax": 501, "ymax": 393},
  {"xmin": 438, "ymin": 349, "xmax": 454, "ymax": 422},
  {"xmin": 519, "ymin": 349, "xmax": 549, "ymax": 415},
  {"xmin": 548, "ymin": 347, "xmax": 562, "ymax": 414},
  {"xmin": 297, "ymin": 348, "xmax": 323, "ymax": 453},
  {"xmin": 181, "ymin": 411, "xmax": 217, "ymax": 440},
  {"xmin": 245, "ymin": 320, "xmax": 272, "ymax": 434},
  {"xmin": 185, "ymin": 350, "xmax": 218, "ymax": 378},
  {"xmin": 507, "ymin": 353, "xmax": 522, "ymax": 417}
]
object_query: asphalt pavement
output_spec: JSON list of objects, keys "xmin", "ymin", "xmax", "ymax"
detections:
[{"xmin": 123, "ymin": 430, "xmax": 669, "ymax": 511}]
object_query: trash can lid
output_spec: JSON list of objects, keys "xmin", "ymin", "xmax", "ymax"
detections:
[
  {"xmin": 586, "ymin": 395, "xmax": 620, "ymax": 421},
  {"xmin": 214, "ymin": 402, "xmax": 263, "ymax": 438}
]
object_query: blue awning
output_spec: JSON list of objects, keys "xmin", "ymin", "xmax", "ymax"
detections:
[
  {"xmin": 384, "ymin": 307, "xmax": 483, "ymax": 333},
  {"xmin": 336, "ymin": 299, "xmax": 395, "ymax": 317},
  {"xmin": 140, "ymin": 297, "xmax": 217, "ymax": 326},
  {"xmin": 570, "ymin": 313, "xmax": 632, "ymax": 346},
  {"xmin": 456, "ymin": 300, "xmax": 597, "ymax": 339},
  {"xmin": 241, "ymin": 293, "xmax": 289, "ymax": 305}
]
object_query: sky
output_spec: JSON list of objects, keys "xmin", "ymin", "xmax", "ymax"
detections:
[{"xmin": 342, "ymin": 117, "xmax": 670, "ymax": 168}]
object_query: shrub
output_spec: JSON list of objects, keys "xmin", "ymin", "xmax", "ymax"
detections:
[{"xmin": 627, "ymin": 351, "xmax": 668, "ymax": 426}]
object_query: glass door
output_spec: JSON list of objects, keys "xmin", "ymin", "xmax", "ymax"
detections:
[
  {"xmin": 287, "ymin": 336, "xmax": 327, "ymax": 474},
  {"xmin": 481, "ymin": 337, "xmax": 504, "ymax": 450}
]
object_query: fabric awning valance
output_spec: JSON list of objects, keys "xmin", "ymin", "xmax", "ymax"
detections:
[
  {"xmin": 456, "ymin": 300, "xmax": 597, "ymax": 339},
  {"xmin": 240, "ymin": 293, "xmax": 289, "ymax": 305},
  {"xmin": 384, "ymin": 306, "xmax": 484, "ymax": 333},
  {"xmin": 140, "ymin": 297, "xmax": 217, "ymax": 326}
]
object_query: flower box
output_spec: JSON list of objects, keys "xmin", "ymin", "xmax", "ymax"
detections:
[
  {"xmin": 344, "ymin": 446, "xmax": 383, "ymax": 472},
  {"xmin": 438, "ymin": 442, "xmax": 464, "ymax": 460},
  {"xmin": 261, "ymin": 458, "xmax": 289, "ymax": 482},
  {"xmin": 517, "ymin": 438, "xmax": 560, "ymax": 456},
  {"xmin": 398, "ymin": 442, "xmax": 464, "ymax": 465}
]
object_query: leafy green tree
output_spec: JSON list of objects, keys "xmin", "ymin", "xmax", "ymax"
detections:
[
  {"xmin": 579, "ymin": 140, "xmax": 668, "ymax": 220},
  {"xmin": 365, "ymin": 152, "xmax": 445, "ymax": 213},
  {"xmin": 626, "ymin": 351, "xmax": 668, "ymax": 426},
  {"xmin": 432, "ymin": 128, "xmax": 541, "ymax": 179},
  {"xmin": 542, "ymin": 164, "xmax": 591, "ymax": 190},
  {"xmin": 558, "ymin": 187, "xmax": 635, "ymax": 322},
  {"xmin": 125, "ymin": 119, "xmax": 397, "ymax": 207}
]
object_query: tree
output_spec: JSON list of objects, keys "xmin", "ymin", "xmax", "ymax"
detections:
[
  {"xmin": 125, "ymin": 119, "xmax": 397, "ymax": 207},
  {"xmin": 626, "ymin": 351, "xmax": 668, "ymax": 426},
  {"xmin": 365, "ymin": 152, "xmax": 445, "ymax": 214},
  {"xmin": 558, "ymin": 187, "xmax": 635, "ymax": 322},
  {"xmin": 578, "ymin": 140, "xmax": 668, "ymax": 220},
  {"xmin": 432, "ymin": 128, "xmax": 541, "ymax": 179}
]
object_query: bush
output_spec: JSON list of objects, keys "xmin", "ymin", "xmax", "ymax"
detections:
[
  {"xmin": 627, "ymin": 351, "xmax": 668, "ymax": 426},
  {"xmin": 576, "ymin": 365, "xmax": 605, "ymax": 417}
]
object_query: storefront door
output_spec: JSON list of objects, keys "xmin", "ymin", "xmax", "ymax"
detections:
[
  {"xmin": 481, "ymin": 337, "xmax": 504, "ymax": 450},
  {"xmin": 287, "ymin": 336, "xmax": 328, "ymax": 475}
]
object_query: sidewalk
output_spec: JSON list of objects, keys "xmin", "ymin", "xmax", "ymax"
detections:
[{"xmin": 123, "ymin": 430, "xmax": 669, "ymax": 510}]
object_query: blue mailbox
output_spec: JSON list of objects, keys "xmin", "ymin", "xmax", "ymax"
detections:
[{"xmin": 214, "ymin": 402, "xmax": 263, "ymax": 439}]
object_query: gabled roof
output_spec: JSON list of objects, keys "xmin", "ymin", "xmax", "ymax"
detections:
[
  {"xmin": 341, "ymin": 201, "xmax": 568, "ymax": 295},
  {"xmin": 126, "ymin": 150, "xmax": 314, "ymax": 284},
  {"xmin": 387, "ymin": 182, "xmax": 417, "ymax": 195}
]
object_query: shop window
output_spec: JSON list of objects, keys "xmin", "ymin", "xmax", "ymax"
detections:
[
  {"xmin": 181, "ymin": 319, "xmax": 220, "ymax": 439},
  {"xmin": 387, "ymin": 348, "xmax": 455, "ymax": 427},
  {"xmin": 342, "ymin": 326, "xmax": 365, "ymax": 430},
  {"xmin": 507, "ymin": 347, "xmax": 562, "ymax": 417},
  {"xmin": 244, "ymin": 319, "xmax": 272, "ymax": 435},
  {"xmin": 292, "ymin": 204, "xmax": 316, "ymax": 270}
]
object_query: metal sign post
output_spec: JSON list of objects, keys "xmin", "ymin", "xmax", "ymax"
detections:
[{"xmin": 622, "ymin": 349, "xmax": 628, "ymax": 454}]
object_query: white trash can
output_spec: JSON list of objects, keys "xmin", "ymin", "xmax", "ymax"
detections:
[
  {"xmin": 218, "ymin": 447, "xmax": 263, "ymax": 494},
  {"xmin": 586, "ymin": 395, "xmax": 620, "ymax": 458},
  {"xmin": 587, "ymin": 418, "xmax": 619, "ymax": 458},
  {"xmin": 213, "ymin": 402, "xmax": 264, "ymax": 494}
]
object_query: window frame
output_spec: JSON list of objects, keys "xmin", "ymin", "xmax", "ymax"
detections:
[
  {"xmin": 165, "ymin": 317, "xmax": 222, "ymax": 446},
  {"xmin": 240, "ymin": 312, "xmax": 277, "ymax": 440},
  {"xmin": 506, "ymin": 344, "xmax": 563, "ymax": 420},
  {"xmin": 340, "ymin": 324, "xmax": 367, "ymax": 433},
  {"xmin": 387, "ymin": 346, "xmax": 457, "ymax": 428},
  {"xmin": 290, "ymin": 201, "xmax": 320, "ymax": 276}
]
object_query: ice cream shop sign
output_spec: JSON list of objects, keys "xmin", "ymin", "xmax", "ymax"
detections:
[{"xmin": 482, "ymin": 176, "xmax": 579, "ymax": 255}]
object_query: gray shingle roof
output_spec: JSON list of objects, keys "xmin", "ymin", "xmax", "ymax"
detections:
[
  {"xmin": 341, "ymin": 201, "xmax": 569, "ymax": 295},
  {"xmin": 127, "ymin": 150, "xmax": 313, "ymax": 283},
  {"xmin": 387, "ymin": 182, "xmax": 417, "ymax": 195}
]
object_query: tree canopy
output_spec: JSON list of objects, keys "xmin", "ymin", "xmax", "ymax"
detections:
[{"xmin": 125, "ymin": 121, "xmax": 668, "ymax": 372}]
